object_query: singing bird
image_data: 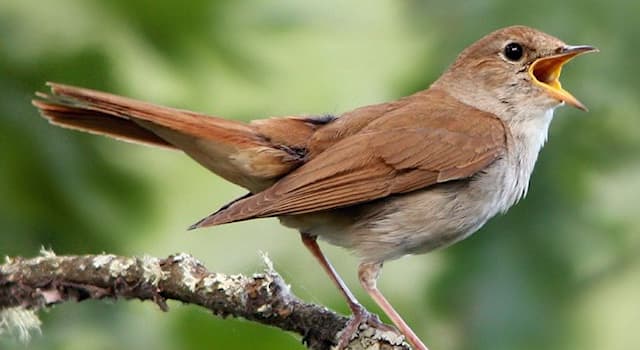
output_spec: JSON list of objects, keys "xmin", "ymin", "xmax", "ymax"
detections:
[{"xmin": 33, "ymin": 25, "xmax": 596, "ymax": 350}]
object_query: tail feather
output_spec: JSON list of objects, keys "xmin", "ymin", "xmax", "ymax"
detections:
[
  {"xmin": 32, "ymin": 82, "xmax": 317, "ymax": 192},
  {"xmin": 43, "ymin": 83, "xmax": 258, "ymax": 144},
  {"xmin": 33, "ymin": 99, "xmax": 173, "ymax": 148}
]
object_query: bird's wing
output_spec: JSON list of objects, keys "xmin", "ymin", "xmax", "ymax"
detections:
[{"xmin": 193, "ymin": 112, "xmax": 506, "ymax": 227}]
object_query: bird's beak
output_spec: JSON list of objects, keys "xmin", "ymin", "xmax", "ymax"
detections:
[{"xmin": 528, "ymin": 45, "xmax": 598, "ymax": 111}]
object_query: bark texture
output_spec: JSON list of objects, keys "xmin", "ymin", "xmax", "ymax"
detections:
[{"xmin": 0, "ymin": 251, "xmax": 409, "ymax": 350}]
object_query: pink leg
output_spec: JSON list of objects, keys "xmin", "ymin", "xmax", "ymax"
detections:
[
  {"xmin": 300, "ymin": 234, "xmax": 389, "ymax": 348},
  {"xmin": 358, "ymin": 262, "xmax": 429, "ymax": 350}
]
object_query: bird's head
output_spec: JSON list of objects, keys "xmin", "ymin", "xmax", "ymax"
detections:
[{"xmin": 435, "ymin": 25, "xmax": 597, "ymax": 120}]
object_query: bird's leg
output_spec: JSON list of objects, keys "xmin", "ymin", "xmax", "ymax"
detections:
[
  {"xmin": 358, "ymin": 262, "xmax": 429, "ymax": 350},
  {"xmin": 300, "ymin": 234, "xmax": 391, "ymax": 348}
]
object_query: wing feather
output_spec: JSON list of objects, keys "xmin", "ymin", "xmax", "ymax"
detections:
[{"xmin": 194, "ymin": 116, "xmax": 506, "ymax": 227}]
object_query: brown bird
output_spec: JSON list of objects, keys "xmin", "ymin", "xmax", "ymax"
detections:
[{"xmin": 33, "ymin": 25, "xmax": 596, "ymax": 350}]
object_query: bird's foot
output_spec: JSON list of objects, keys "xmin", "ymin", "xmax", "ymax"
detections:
[{"xmin": 335, "ymin": 304, "xmax": 397, "ymax": 349}]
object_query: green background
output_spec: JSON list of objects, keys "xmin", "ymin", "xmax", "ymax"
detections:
[{"xmin": 1, "ymin": 0, "xmax": 639, "ymax": 349}]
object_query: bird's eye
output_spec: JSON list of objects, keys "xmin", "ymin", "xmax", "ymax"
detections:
[{"xmin": 504, "ymin": 42, "xmax": 524, "ymax": 61}]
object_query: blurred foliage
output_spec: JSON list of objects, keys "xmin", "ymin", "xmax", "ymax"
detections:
[{"xmin": 1, "ymin": 0, "xmax": 639, "ymax": 349}]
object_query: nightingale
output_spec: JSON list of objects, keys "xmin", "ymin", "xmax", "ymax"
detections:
[{"xmin": 33, "ymin": 25, "xmax": 596, "ymax": 350}]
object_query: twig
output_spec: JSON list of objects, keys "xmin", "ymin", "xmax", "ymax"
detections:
[{"xmin": 0, "ymin": 251, "xmax": 408, "ymax": 350}]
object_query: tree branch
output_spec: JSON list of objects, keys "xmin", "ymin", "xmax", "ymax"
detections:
[{"xmin": 0, "ymin": 251, "xmax": 408, "ymax": 350}]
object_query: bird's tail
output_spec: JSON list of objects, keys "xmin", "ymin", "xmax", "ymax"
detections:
[{"xmin": 33, "ymin": 83, "xmax": 311, "ymax": 192}]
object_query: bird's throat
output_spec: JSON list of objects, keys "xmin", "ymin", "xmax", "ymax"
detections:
[{"xmin": 507, "ymin": 108, "xmax": 555, "ymax": 202}]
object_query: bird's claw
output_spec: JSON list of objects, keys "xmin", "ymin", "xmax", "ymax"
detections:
[{"xmin": 334, "ymin": 306, "xmax": 397, "ymax": 349}]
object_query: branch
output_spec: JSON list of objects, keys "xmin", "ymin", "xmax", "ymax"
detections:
[{"xmin": 0, "ymin": 251, "xmax": 408, "ymax": 350}]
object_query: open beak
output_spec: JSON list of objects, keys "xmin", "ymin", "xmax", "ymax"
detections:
[{"xmin": 528, "ymin": 45, "xmax": 598, "ymax": 111}]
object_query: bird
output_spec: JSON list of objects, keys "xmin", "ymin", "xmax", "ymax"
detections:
[{"xmin": 33, "ymin": 25, "xmax": 596, "ymax": 350}]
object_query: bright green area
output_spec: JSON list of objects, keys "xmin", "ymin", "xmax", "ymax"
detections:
[{"xmin": 1, "ymin": 1, "xmax": 639, "ymax": 349}]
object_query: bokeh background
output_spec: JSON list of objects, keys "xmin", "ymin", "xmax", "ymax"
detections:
[{"xmin": 1, "ymin": 0, "xmax": 639, "ymax": 349}]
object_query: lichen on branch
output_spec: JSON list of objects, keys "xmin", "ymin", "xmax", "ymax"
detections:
[{"xmin": 0, "ymin": 250, "xmax": 408, "ymax": 350}]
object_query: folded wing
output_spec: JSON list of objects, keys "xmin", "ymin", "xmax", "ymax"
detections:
[{"xmin": 193, "ymin": 115, "xmax": 506, "ymax": 227}]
